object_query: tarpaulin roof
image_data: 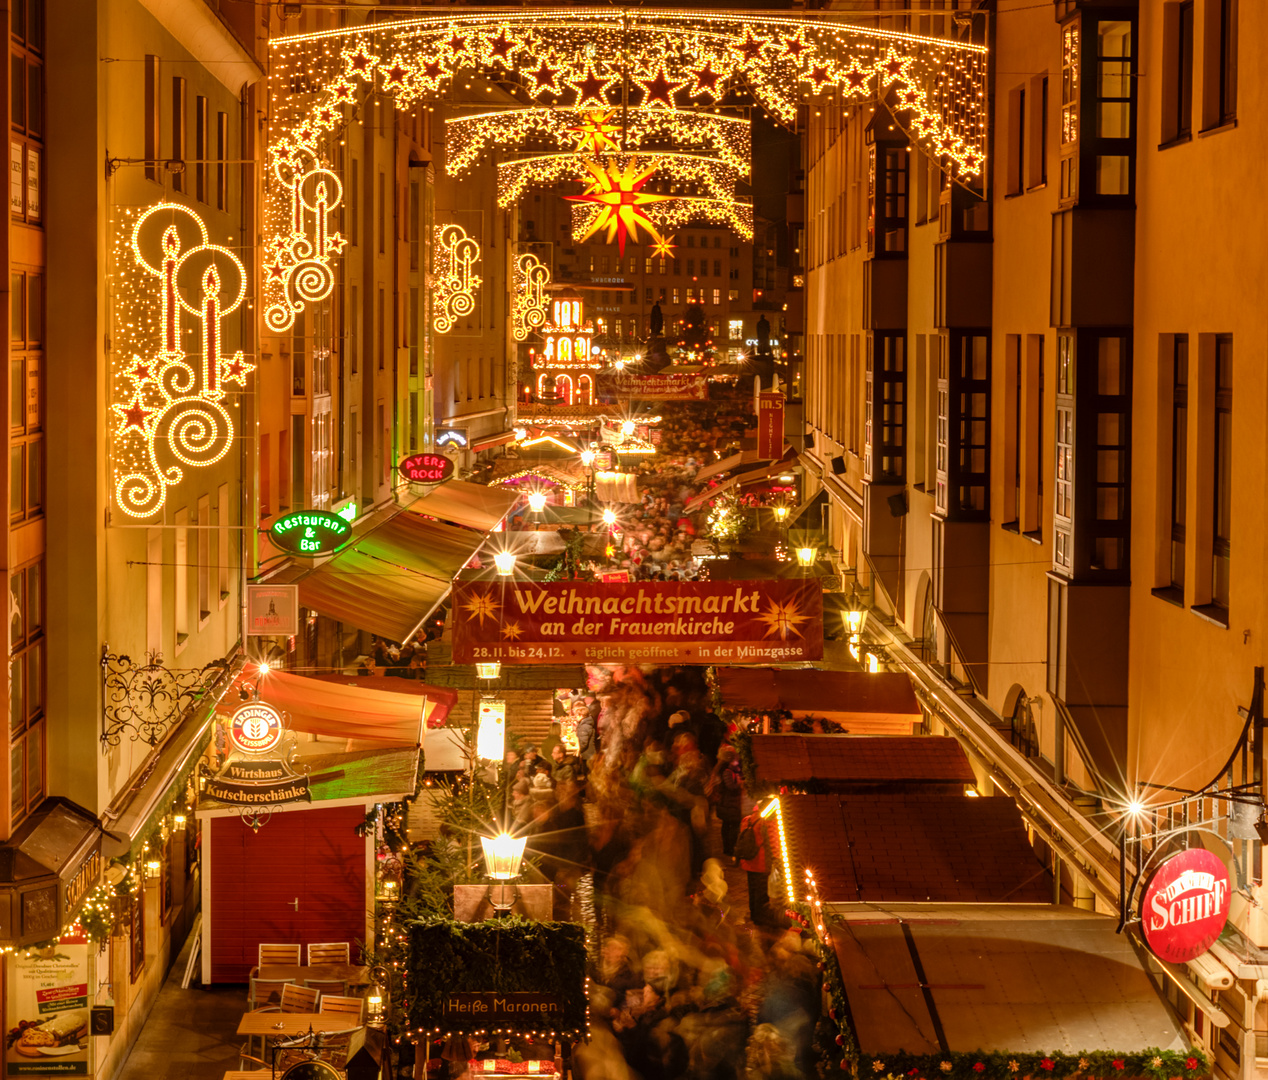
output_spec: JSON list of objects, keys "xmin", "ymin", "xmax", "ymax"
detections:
[
  {"xmin": 255, "ymin": 669, "xmax": 456, "ymax": 744},
  {"xmin": 694, "ymin": 448, "xmax": 767, "ymax": 483},
  {"xmin": 684, "ymin": 475, "xmax": 739, "ymax": 513},
  {"xmin": 751, "ymin": 734, "xmax": 975, "ymax": 787},
  {"xmin": 297, "ymin": 513, "xmax": 483, "ymax": 642},
  {"xmin": 409, "ymin": 479, "xmax": 519, "ymax": 531},
  {"xmin": 715, "ymin": 667, "xmax": 921, "ymax": 719}
]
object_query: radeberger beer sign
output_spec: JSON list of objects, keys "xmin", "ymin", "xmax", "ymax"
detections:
[{"xmin": 1140, "ymin": 848, "xmax": 1230, "ymax": 963}]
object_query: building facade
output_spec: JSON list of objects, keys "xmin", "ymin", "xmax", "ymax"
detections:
[{"xmin": 802, "ymin": 0, "xmax": 1265, "ymax": 1069}]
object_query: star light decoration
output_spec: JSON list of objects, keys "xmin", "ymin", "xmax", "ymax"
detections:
[
  {"xmin": 756, "ymin": 596, "xmax": 812, "ymax": 641},
  {"xmin": 111, "ymin": 203, "xmax": 254, "ymax": 519},
  {"xmin": 266, "ymin": 10, "xmax": 987, "ymax": 326},
  {"xmin": 565, "ymin": 158, "xmax": 671, "ymax": 255}
]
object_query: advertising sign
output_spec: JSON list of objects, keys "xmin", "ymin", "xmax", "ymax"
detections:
[
  {"xmin": 5, "ymin": 931, "xmax": 91, "ymax": 1075},
  {"xmin": 247, "ymin": 585, "xmax": 299, "ymax": 637},
  {"xmin": 1140, "ymin": 848, "xmax": 1230, "ymax": 963},
  {"xmin": 453, "ymin": 579, "xmax": 823, "ymax": 666},
  {"xmin": 604, "ymin": 373, "xmax": 709, "ymax": 401},
  {"xmin": 399, "ymin": 452, "xmax": 456, "ymax": 484},
  {"xmin": 269, "ymin": 510, "xmax": 352, "ymax": 557},
  {"xmin": 757, "ymin": 391, "xmax": 785, "ymax": 460},
  {"xmin": 444, "ymin": 993, "xmax": 563, "ymax": 1023},
  {"xmin": 229, "ymin": 702, "xmax": 284, "ymax": 755}
]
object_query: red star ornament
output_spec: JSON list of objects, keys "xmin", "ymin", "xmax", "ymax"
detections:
[
  {"xmin": 839, "ymin": 58, "xmax": 872, "ymax": 96},
  {"xmin": 446, "ymin": 32, "xmax": 467, "ymax": 56},
  {"xmin": 384, "ymin": 63, "xmax": 408, "ymax": 87},
  {"xmin": 114, "ymin": 396, "xmax": 154, "ymax": 432},
  {"xmin": 569, "ymin": 65, "xmax": 614, "ymax": 106},
  {"xmin": 488, "ymin": 31, "xmax": 515, "ymax": 61},
  {"xmin": 691, "ymin": 62, "xmax": 722, "ymax": 96},
  {"xmin": 530, "ymin": 60, "xmax": 559, "ymax": 91},
  {"xmin": 877, "ymin": 46, "xmax": 915, "ymax": 88},
  {"xmin": 734, "ymin": 32, "xmax": 766, "ymax": 63},
  {"xmin": 346, "ymin": 47, "xmax": 376, "ymax": 75},
  {"xmin": 638, "ymin": 64, "xmax": 683, "ymax": 107},
  {"xmin": 423, "ymin": 59, "xmax": 443, "ymax": 83},
  {"xmin": 782, "ymin": 33, "xmax": 807, "ymax": 59}
]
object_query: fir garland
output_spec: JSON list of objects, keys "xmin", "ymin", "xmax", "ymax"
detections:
[{"xmin": 862, "ymin": 1050, "xmax": 1209, "ymax": 1080}]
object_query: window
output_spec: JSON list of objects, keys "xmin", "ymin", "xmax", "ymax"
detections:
[
  {"xmin": 1210, "ymin": 336, "xmax": 1232, "ymax": 613},
  {"xmin": 673, "ymin": 259, "xmax": 680, "ymax": 276},
  {"xmin": 728, "ymin": 319, "xmax": 742, "ymax": 341},
  {"xmin": 1028, "ymin": 75, "xmax": 1049, "ymax": 188},
  {"xmin": 712, "ymin": 288, "xmax": 720, "ymax": 306},
  {"xmin": 349, "ymin": 159, "xmax": 359, "ymax": 246},
  {"xmin": 170, "ymin": 76, "xmax": 185, "ymax": 192},
  {"xmin": 174, "ymin": 507, "xmax": 189, "ymax": 649},
  {"xmin": 865, "ymin": 333, "xmax": 905, "ymax": 483},
  {"xmin": 1007, "ymin": 85, "xmax": 1026, "ymax": 196},
  {"xmin": 378, "ymin": 171, "xmax": 385, "ymax": 253},
  {"xmin": 349, "ymin": 285, "xmax": 359, "ymax": 374},
  {"xmin": 1166, "ymin": 2, "xmax": 1195, "ymax": 141},
  {"xmin": 143, "ymin": 55, "xmax": 160, "ymax": 183},
  {"xmin": 194, "ymin": 95, "xmax": 208, "ymax": 202},
  {"xmin": 377, "ymin": 287, "xmax": 385, "ymax": 370},
  {"xmin": 8, "ymin": 558, "xmax": 43, "ymax": 826},
  {"xmin": 728, "ymin": 289, "xmax": 739, "ymax": 301},
  {"xmin": 672, "ymin": 288, "xmax": 680, "ymax": 304},
  {"xmin": 197, "ymin": 494, "xmax": 210, "ymax": 624},
  {"xmin": 217, "ymin": 483, "xmax": 230, "ymax": 608},
  {"xmin": 1059, "ymin": 22, "xmax": 1080, "ymax": 201},
  {"xmin": 686, "ymin": 235, "xmax": 695, "ymax": 247},
  {"xmin": 658, "ymin": 258, "xmax": 666, "ymax": 274},
  {"xmin": 9, "ymin": 271, "xmax": 41, "ymax": 523},
  {"xmin": 1022, "ymin": 334, "xmax": 1045, "ymax": 536},
  {"xmin": 1169, "ymin": 336, "xmax": 1189, "ymax": 595},
  {"xmin": 1203, "ymin": 0, "xmax": 1237, "ymax": 128},
  {"xmin": 645, "ymin": 258, "xmax": 652, "ymax": 273},
  {"xmin": 645, "ymin": 287, "xmax": 653, "ymax": 303},
  {"xmin": 687, "ymin": 259, "xmax": 694, "ymax": 275},
  {"xmin": 215, "ymin": 111, "xmax": 228, "ymax": 210},
  {"xmin": 10, "ymin": 0, "xmax": 43, "ymax": 222},
  {"xmin": 260, "ymin": 433, "xmax": 271, "ymax": 517}
]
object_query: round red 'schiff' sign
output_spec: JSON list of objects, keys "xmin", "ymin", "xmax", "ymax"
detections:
[{"xmin": 1141, "ymin": 848, "xmax": 1230, "ymax": 963}]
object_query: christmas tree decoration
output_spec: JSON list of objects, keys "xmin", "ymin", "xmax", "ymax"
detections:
[
  {"xmin": 111, "ymin": 203, "xmax": 254, "ymax": 519},
  {"xmin": 564, "ymin": 159, "xmax": 672, "ymax": 255},
  {"xmin": 433, "ymin": 223, "xmax": 482, "ymax": 335},
  {"xmin": 511, "ymin": 252, "xmax": 552, "ymax": 343}
]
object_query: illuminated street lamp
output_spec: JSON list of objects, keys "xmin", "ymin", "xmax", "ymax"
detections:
[
  {"xmin": 481, "ymin": 832, "xmax": 528, "ymax": 914},
  {"xmin": 580, "ymin": 448, "xmax": 596, "ymax": 468},
  {"xmin": 602, "ymin": 507, "xmax": 617, "ymax": 527},
  {"xmin": 795, "ymin": 546, "xmax": 816, "ymax": 568},
  {"xmin": 527, "ymin": 490, "xmax": 548, "ymax": 514},
  {"xmin": 476, "ymin": 662, "xmax": 502, "ymax": 680},
  {"xmin": 493, "ymin": 550, "xmax": 516, "ymax": 577},
  {"xmin": 773, "ymin": 505, "xmax": 789, "ymax": 523},
  {"xmin": 621, "ymin": 419, "xmax": 635, "ymax": 436}
]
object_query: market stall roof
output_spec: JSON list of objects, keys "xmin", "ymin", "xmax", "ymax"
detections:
[
  {"xmin": 695, "ymin": 448, "xmax": 767, "ymax": 483},
  {"xmin": 751, "ymin": 734, "xmax": 975, "ymax": 790},
  {"xmin": 701, "ymin": 556, "xmax": 835, "ymax": 580},
  {"xmin": 829, "ymin": 904, "xmax": 1188, "ymax": 1054},
  {"xmin": 736, "ymin": 448, "xmax": 799, "ymax": 487},
  {"xmin": 715, "ymin": 667, "xmax": 920, "ymax": 731},
  {"xmin": 256, "ymin": 669, "xmax": 457, "ymax": 743},
  {"xmin": 684, "ymin": 475, "xmax": 739, "ymax": 513},
  {"xmin": 408, "ymin": 478, "xmax": 519, "ymax": 531},
  {"xmin": 297, "ymin": 513, "xmax": 483, "ymax": 642},
  {"xmin": 484, "ymin": 530, "xmax": 568, "ymax": 558},
  {"xmin": 781, "ymin": 793, "xmax": 1051, "ymax": 904}
]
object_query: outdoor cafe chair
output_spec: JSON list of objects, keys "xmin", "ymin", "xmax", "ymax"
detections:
[
  {"xmin": 305, "ymin": 977, "xmax": 347, "ymax": 997},
  {"xmin": 250, "ymin": 943, "xmax": 302, "ymax": 979},
  {"xmin": 307, "ymin": 941, "xmax": 351, "ymax": 966},
  {"xmin": 279, "ymin": 983, "xmax": 321, "ymax": 1013},
  {"xmin": 248, "ymin": 978, "xmax": 292, "ymax": 1011},
  {"xmin": 318, "ymin": 995, "xmax": 365, "ymax": 1025}
]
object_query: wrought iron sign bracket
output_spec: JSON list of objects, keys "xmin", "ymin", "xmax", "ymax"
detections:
[{"xmin": 101, "ymin": 645, "xmax": 232, "ymax": 752}]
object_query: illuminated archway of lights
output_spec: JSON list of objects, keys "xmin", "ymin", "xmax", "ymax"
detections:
[
  {"xmin": 433, "ymin": 223, "xmax": 482, "ymax": 335},
  {"xmin": 266, "ymin": 9, "xmax": 987, "ymax": 330},
  {"xmin": 111, "ymin": 203, "xmax": 254, "ymax": 519},
  {"xmin": 446, "ymin": 107, "xmax": 753, "ymax": 176},
  {"xmin": 511, "ymin": 252, "xmax": 552, "ymax": 343}
]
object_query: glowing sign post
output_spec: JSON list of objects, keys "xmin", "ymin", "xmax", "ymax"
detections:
[
  {"xmin": 1140, "ymin": 848, "xmax": 1231, "ymax": 964},
  {"xmin": 399, "ymin": 452, "xmax": 456, "ymax": 484},
  {"xmin": 269, "ymin": 510, "xmax": 352, "ymax": 557}
]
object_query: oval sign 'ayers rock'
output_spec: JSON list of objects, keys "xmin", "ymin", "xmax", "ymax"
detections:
[
  {"xmin": 399, "ymin": 452, "xmax": 455, "ymax": 483},
  {"xmin": 1141, "ymin": 847, "xmax": 1230, "ymax": 963},
  {"xmin": 269, "ymin": 509, "xmax": 352, "ymax": 556}
]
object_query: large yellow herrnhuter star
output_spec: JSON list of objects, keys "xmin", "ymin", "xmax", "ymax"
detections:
[
  {"xmin": 565, "ymin": 159, "xmax": 672, "ymax": 255},
  {"xmin": 569, "ymin": 110, "xmax": 621, "ymax": 154},
  {"xmin": 756, "ymin": 597, "xmax": 811, "ymax": 641}
]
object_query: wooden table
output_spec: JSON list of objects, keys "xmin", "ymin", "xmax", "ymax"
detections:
[
  {"xmin": 256, "ymin": 964, "xmax": 370, "ymax": 986},
  {"xmin": 237, "ymin": 1012, "xmax": 362, "ymax": 1037}
]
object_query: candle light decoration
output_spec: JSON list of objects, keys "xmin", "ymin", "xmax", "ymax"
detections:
[
  {"xmin": 511, "ymin": 251, "xmax": 552, "ymax": 342},
  {"xmin": 111, "ymin": 203, "xmax": 254, "ymax": 519},
  {"xmin": 433, "ymin": 223, "xmax": 482, "ymax": 335}
]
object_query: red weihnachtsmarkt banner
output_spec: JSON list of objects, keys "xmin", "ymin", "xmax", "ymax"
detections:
[
  {"xmin": 603, "ymin": 372, "xmax": 710, "ymax": 401},
  {"xmin": 452, "ymin": 579, "xmax": 823, "ymax": 666}
]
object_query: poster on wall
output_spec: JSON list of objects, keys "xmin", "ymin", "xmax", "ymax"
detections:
[{"xmin": 5, "ymin": 930, "xmax": 92, "ymax": 1075}]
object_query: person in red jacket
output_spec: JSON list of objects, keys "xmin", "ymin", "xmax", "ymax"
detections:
[{"xmin": 738, "ymin": 805, "xmax": 776, "ymax": 927}]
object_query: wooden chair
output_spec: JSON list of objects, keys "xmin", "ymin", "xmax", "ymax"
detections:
[
  {"xmin": 307, "ymin": 941, "xmax": 351, "ymax": 966},
  {"xmin": 279, "ymin": 983, "xmax": 321, "ymax": 1013},
  {"xmin": 318, "ymin": 995, "xmax": 366, "ymax": 1025},
  {"xmin": 250, "ymin": 943, "xmax": 302, "ymax": 979},
  {"xmin": 304, "ymin": 977, "xmax": 347, "ymax": 997},
  {"xmin": 248, "ymin": 978, "xmax": 292, "ymax": 1011}
]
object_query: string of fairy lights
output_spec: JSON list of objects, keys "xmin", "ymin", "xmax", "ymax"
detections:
[
  {"xmin": 264, "ymin": 9, "xmax": 987, "ymax": 331},
  {"xmin": 511, "ymin": 251, "xmax": 552, "ymax": 343},
  {"xmin": 432, "ymin": 223, "xmax": 482, "ymax": 335},
  {"xmin": 446, "ymin": 107, "xmax": 753, "ymax": 176}
]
